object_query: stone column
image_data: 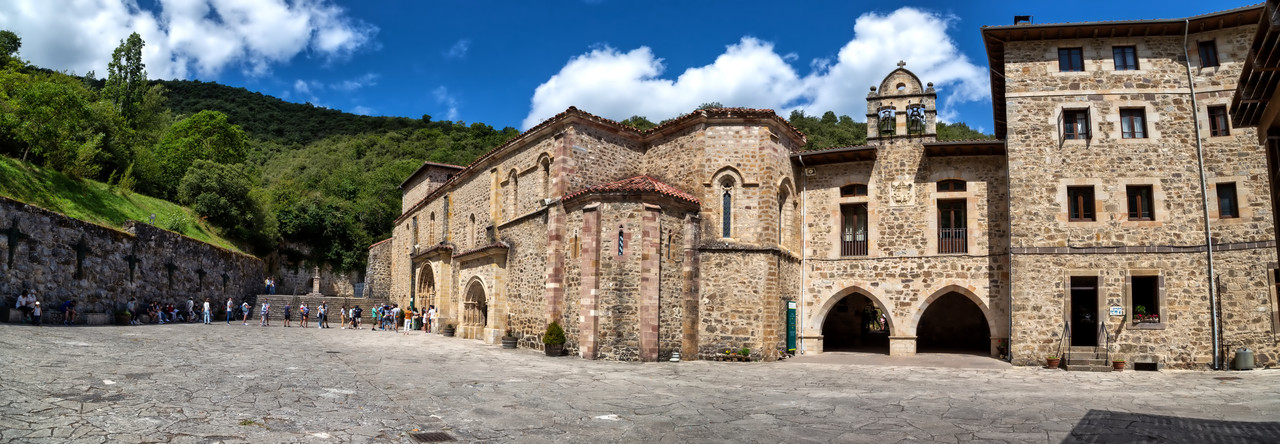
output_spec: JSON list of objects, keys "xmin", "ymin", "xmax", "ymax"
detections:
[
  {"xmin": 680, "ymin": 214, "xmax": 701, "ymax": 360},
  {"xmin": 638, "ymin": 203, "xmax": 661, "ymax": 362},
  {"xmin": 577, "ymin": 203, "xmax": 601, "ymax": 359}
]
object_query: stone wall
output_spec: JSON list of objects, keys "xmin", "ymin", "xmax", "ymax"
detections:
[
  {"xmin": 0, "ymin": 196, "xmax": 263, "ymax": 318},
  {"xmin": 364, "ymin": 238, "xmax": 392, "ymax": 298}
]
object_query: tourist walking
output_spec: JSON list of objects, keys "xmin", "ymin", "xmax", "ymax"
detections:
[
  {"xmin": 299, "ymin": 303, "xmax": 309, "ymax": 328},
  {"xmin": 186, "ymin": 298, "xmax": 195, "ymax": 322},
  {"xmin": 283, "ymin": 303, "xmax": 292, "ymax": 327},
  {"xmin": 31, "ymin": 301, "xmax": 41, "ymax": 326},
  {"xmin": 340, "ymin": 305, "xmax": 348, "ymax": 329},
  {"xmin": 317, "ymin": 302, "xmax": 328, "ymax": 328},
  {"xmin": 404, "ymin": 308, "xmax": 414, "ymax": 335},
  {"xmin": 428, "ymin": 305, "xmax": 437, "ymax": 334},
  {"xmin": 225, "ymin": 298, "xmax": 234, "ymax": 324},
  {"xmin": 420, "ymin": 307, "xmax": 429, "ymax": 333},
  {"xmin": 202, "ymin": 298, "xmax": 211, "ymax": 324},
  {"xmin": 260, "ymin": 301, "xmax": 271, "ymax": 327},
  {"xmin": 127, "ymin": 297, "xmax": 139, "ymax": 325},
  {"xmin": 351, "ymin": 305, "xmax": 362, "ymax": 329},
  {"xmin": 241, "ymin": 301, "xmax": 250, "ymax": 325}
]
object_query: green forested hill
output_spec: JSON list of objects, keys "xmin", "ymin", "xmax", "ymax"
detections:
[{"xmin": 156, "ymin": 79, "xmax": 433, "ymax": 146}]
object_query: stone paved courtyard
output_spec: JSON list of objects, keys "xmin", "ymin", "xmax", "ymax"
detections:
[{"xmin": 1, "ymin": 322, "xmax": 1278, "ymax": 443}]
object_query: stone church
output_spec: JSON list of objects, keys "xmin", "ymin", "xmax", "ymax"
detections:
[{"xmin": 368, "ymin": 4, "xmax": 1279, "ymax": 368}]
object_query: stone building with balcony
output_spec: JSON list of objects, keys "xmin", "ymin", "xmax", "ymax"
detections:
[{"xmin": 366, "ymin": 4, "xmax": 1280, "ymax": 368}]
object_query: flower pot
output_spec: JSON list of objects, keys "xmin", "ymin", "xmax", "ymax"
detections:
[
  {"xmin": 1046, "ymin": 358, "xmax": 1060, "ymax": 369},
  {"xmin": 501, "ymin": 336, "xmax": 518, "ymax": 349},
  {"xmin": 442, "ymin": 327, "xmax": 455, "ymax": 337},
  {"xmin": 544, "ymin": 343, "xmax": 564, "ymax": 356},
  {"xmin": 1112, "ymin": 361, "xmax": 1125, "ymax": 371}
]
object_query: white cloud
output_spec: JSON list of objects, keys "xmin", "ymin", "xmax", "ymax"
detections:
[
  {"xmin": 351, "ymin": 105, "xmax": 374, "ymax": 115},
  {"xmin": 0, "ymin": 0, "xmax": 378, "ymax": 79},
  {"xmin": 333, "ymin": 72, "xmax": 378, "ymax": 91},
  {"xmin": 522, "ymin": 7, "xmax": 988, "ymax": 130},
  {"xmin": 433, "ymin": 86, "xmax": 459, "ymax": 121},
  {"xmin": 444, "ymin": 39, "xmax": 471, "ymax": 59}
]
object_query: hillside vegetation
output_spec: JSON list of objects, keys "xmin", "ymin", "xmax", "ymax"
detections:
[{"xmin": 0, "ymin": 30, "xmax": 992, "ymax": 272}]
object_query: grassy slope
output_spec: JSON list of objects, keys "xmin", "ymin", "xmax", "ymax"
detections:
[{"xmin": 0, "ymin": 155, "xmax": 243, "ymax": 253}]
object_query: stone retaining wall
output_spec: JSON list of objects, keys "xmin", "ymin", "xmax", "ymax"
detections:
[{"xmin": 0, "ymin": 196, "xmax": 264, "ymax": 321}]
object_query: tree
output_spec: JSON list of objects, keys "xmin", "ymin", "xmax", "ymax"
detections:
[
  {"xmin": 0, "ymin": 30, "xmax": 20, "ymax": 66},
  {"xmin": 697, "ymin": 102, "xmax": 724, "ymax": 110},
  {"xmin": 147, "ymin": 110, "xmax": 248, "ymax": 198},
  {"xmin": 177, "ymin": 159, "xmax": 256, "ymax": 230},
  {"xmin": 620, "ymin": 115, "xmax": 656, "ymax": 130},
  {"xmin": 103, "ymin": 32, "xmax": 147, "ymax": 123}
]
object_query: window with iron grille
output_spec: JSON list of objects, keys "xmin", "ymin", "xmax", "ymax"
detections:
[
  {"xmin": 840, "ymin": 204, "xmax": 868, "ymax": 257},
  {"xmin": 1208, "ymin": 106, "xmax": 1230, "ymax": 137},
  {"xmin": 1197, "ymin": 40, "xmax": 1219, "ymax": 68},
  {"xmin": 1217, "ymin": 182, "xmax": 1239, "ymax": 218},
  {"xmin": 1063, "ymin": 109, "xmax": 1090, "ymax": 140},
  {"xmin": 840, "ymin": 184, "xmax": 868, "ymax": 197},
  {"xmin": 1120, "ymin": 108, "xmax": 1147, "ymax": 139},
  {"xmin": 1068, "ymin": 186, "xmax": 1095, "ymax": 221},
  {"xmin": 1113, "ymin": 46, "xmax": 1138, "ymax": 70},
  {"xmin": 1058, "ymin": 48, "xmax": 1084, "ymax": 72},
  {"xmin": 938, "ymin": 199, "xmax": 967, "ymax": 254},
  {"xmin": 1126, "ymin": 185, "xmax": 1154, "ymax": 221}
]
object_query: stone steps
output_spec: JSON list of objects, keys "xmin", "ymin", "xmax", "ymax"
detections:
[{"xmin": 1064, "ymin": 346, "xmax": 1114, "ymax": 372}]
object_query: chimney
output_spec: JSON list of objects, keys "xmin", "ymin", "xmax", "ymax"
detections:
[{"xmin": 1014, "ymin": 15, "xmax": 1032, "ymax": 25}]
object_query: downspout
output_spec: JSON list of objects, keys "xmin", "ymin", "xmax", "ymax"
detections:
[
  {"xmin": 1004, "ymin": 145, "xmax": 1014, "ymax": 363},
  {"xmin": 797, "ymin": 153, "xmax": 808, "ymax": 355},
  {"xmin": 1184, "ymin": 19, "xmax": 1221, "ymax": 370}
]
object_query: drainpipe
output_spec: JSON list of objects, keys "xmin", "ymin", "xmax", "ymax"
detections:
[
  {"xmin": 1184, "ymin": 19, "xmax": 1221, "ymax": 370},
  {"xmin": 797, "ymin": 153, "xmax": 808, "ymax": 355},
  {"xmin": 1004, "ymin": 143, "xmax": 1014, "ymax": 363}
]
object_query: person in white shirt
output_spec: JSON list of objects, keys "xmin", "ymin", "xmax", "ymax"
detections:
[{"xmin": 202, "ymin": 298, "xmax": 212, "ymax": 324}]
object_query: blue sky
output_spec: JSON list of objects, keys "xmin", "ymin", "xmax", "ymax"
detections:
[{"xmin": 0, "ymin": 0, "xmax": 1256, "ymax": 134}]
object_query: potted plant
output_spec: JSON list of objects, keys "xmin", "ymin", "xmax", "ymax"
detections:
[
  {"xmin": 115, "ymin": 309, "xmax": 131, "ymax": 326},
  {"xmin": 1046, "ymin": 356, "xmax": 1061, "ymax": 369},
  {"xmin": 501, "ymin": 328, "xmax": 518, "ymax": 349},
  {"xmin": 442, "ymin": 323, "xmax": 456, "ymax": 337},
  {"xmin": 543, "ymin": 321, "xmax": 566, "ymax": 357},
  {"xmin": 1112, "ymin": 359, "xmax": 1125, "ymax": 371}
]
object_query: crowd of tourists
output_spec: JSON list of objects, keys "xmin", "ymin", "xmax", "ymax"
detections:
[{"xmin": 13, "ymin": 289, "xmax": 80, "ymax": 326}]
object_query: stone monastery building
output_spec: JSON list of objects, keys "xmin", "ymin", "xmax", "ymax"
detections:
[{"xmin": 371, "ymin": 4, "xmax": 1280, "ymax": 369}]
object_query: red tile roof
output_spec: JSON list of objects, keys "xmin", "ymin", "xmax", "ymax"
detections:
[
  {"xmin": 367, "ymin": 237, "xmax": 392, "ymax": 249},
  {"xmin": 562, "ymin": 175, "xmax": 700, "ymax": 206}
]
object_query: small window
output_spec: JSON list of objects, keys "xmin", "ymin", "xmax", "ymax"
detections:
[
  {"xmin": 572, "ymin": 234, "xmax": 580, "ymax": 259},
  {"xmin": 1113, "ymin": 46, "xmax": 1138, "ymax": 70},
  {"xmin": 1058, "ymin": 48, "xmax": 1084, "ymax": 72},
  {"xmin": 1197, "ymin": 41, "xmax": 1219, "ymax": 68},
  {"xmin": 618, "ymin": 227, "xmax": 625, "ymax": 256},
  {"xmin": 1127, "ymin": 185, "xmax": 1154, "ymax": 221},
  {"xmin": 1063, "ymin": 109, "xmax": 1090, "ymax": 140},
  {"xmin": 1068, "ymin": 186, "xmax": 1096, "ymax": 221},
  {"xmin": 1208, "ymin": 106, "xmax": 1230, "ymax": 137},
  {"xmin": 840, "ymin": 204, "xmax": 868, "ymax": 257},
  {"xmin": 1131, "ymin": 275, "xmax": 1160, "ymax": 324},
  {"xmin": 937, "ymin": 179, "xmax": 966, "ymax": 192},
  {"xmin": 1120, "ymin": 108, "xmax": 1147, "ymax": 139},
  {"xmin": 1217, "ymin": 182, "xmax": 1239, "ymax": 219},
  {"xmin": 840, "ymin": 184, "xmax": 868, "ymax": 197}
]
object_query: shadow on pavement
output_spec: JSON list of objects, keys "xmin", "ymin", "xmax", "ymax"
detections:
[{"xmin": 1065, "ymin": 410, "xmax": 1280, "ymax": 443}]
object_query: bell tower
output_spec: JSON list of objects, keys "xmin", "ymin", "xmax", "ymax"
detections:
[{"xmin": 866, "ymin": 61, "xmax": 937, "ymax": 144}]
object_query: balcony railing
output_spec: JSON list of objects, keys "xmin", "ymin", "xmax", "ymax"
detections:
[
  {"xmin": 938, "ymin": 228, "xmax": 967, "ymax": 254},
  {"xmin": 841, "ymin": 237, "xmax": 868, "ymax": 256}
]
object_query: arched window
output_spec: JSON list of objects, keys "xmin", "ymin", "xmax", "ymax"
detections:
[
  {"xmin": 539, "ymin": 155, "xmax": 552, "ymax": 201},
  {"xmin": 879, "ymin": 108, "xmax": 896, "ymax": 136},
  {"xmin": 907, "ymin": 105, "xmax": 925, "ymax": 135},
  {"xmin": 428, "ymin": 212, "xmax": 435, "ymax": 244},
  {"xmin": 840, "ymin": 184, "xmax": 868, "ymax": 197},
  {"xmin": 938, "ymin": 179, "xmax": 966, "ymax": 192},
  {"xmin": 721, "ymin": 178, "xmax": 734, "ymax": 238},
  {"xmin": 507, "ymin": 170, "xmax": 519, "ymax": 220},
  {"xmin": 572, "ymin": 233, "xmax": 580, "ymax": 259},
  {"xmin": 617, "ymin": 226, "xmax": 625, "ymax": 256},
  {"xmin": 469, "ymin": 214, "xmax": 476, "ymax": 247}
]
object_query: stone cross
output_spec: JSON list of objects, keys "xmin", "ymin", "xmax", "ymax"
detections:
[
  {"xmin": 897, "ymin": 60, "xmax": 906, "ymax": 68},
  {"xmin": 123, "ymin": 250, "xmax": 141, "ymax": 282},
  {"xmin": 72, "ymin": 236, "xmax": 92, "ymax": 279},
  {"xmin": 2, "ymin": 217, "xmax": 29, "ymax": 268},
  {"xmin": 196, "ymin": 269, "xmax": 206, "ymax": 291},
  {"xmin": 312, "ymin": 266, "xmax": 321, "ymax": 294},
  {"xmin": 165, "ymin": 262, "xmax": 178, "ymax": 288},
  {"xmin": 221, "ymin": 273, "xmax": 230, "ymax": 291}
]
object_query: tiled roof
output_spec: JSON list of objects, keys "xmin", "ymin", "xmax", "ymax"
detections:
[
  {"xmin": 368, "ymin": 238, "xmax": 392, "ymax": 249},
  {"xmin": 562, "ymin": 175, "xmax": 700, "ymax": 206}
]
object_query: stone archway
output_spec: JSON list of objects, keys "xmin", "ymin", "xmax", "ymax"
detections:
[
  {"xmin": 416, "ymin": 264, "xmax": 435, "ymax": 311},
  {"xmin": 813, "ymin": 287, "xmax": 896, "ymax": 355},
  {"xmin": 913, "ymin": 289, "xmax": 993, "ymax": 355},
  {"xmin": 461, "ymin": 278, "xmax": 488, "ymax": 339}
]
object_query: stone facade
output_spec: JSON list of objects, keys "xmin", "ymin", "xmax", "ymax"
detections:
[
  {"xmin": 0, "ymin": 196, "xmax": 264, "ymax": 319},
  {"xmin": 985, "ymin": 5, "xmax": 1277, "ymax": 368},
  {"xmin": 363, "ymin": 238, "xmax": 392, "ymax": 298},
  {"xmin": 368, "ymin": 5, "xmax": 1279, "ymax": 368}
]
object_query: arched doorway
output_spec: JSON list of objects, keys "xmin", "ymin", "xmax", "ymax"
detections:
[
  {"xmin": 916, "ymin": 291, "xmax": 990, "ymax": 354},
  {"xmin": 462, "ymin": 279, "xmax": 488, "ymax": 338},
  {"xmin": 821, "ymin": 293, "xmax": 890, "ymax": 353},
  {"xmin": 416, "ymin": 264, "xmax": 435, "ymax": 310}
]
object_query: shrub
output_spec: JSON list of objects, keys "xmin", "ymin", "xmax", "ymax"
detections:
[{"xmin": 543, "ymin": 320, "xmax": 565, "ymax": 345}]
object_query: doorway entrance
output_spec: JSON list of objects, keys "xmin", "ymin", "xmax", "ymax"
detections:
[
  {"xmin": 916, "ymin": 292, "xmax": 990, "ymax": 354},
  {"xmin": 821, "ymin": 293, "xmax": 889, "ymax": 353},
  {"xmin": 1070, "ymin": 276, "xmax": 1099, "ymax": 346}
]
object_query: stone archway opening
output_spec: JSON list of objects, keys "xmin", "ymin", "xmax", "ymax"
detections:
[
  {"xmin": 916, "ymin": 291, "xmax": 990, "ymax": 354},
  {"xmin": 821, "ymin": 293, "xmax": 890, "ymax": 354},
  {"xmin": 462, "ymin": 280, "xmax": 488, "ymax": 339},
  {"xmin": 416, "ymin": 264, "xmax": 435, "ymax": 310}
]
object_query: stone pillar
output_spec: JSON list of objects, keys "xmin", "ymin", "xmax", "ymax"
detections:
[
  {"xmin": 544, "ymin": 129, "xmax": 573, "ymax": 324},
  {"xmin": 639, "ymin": 203, "xmax": 661, "ymax": 362},
  {"xmin": 307, "ymin": 266, "xmax": 322, "ymax": 296},
  {"xmin": 680, "ymin": 214, "xmax": 701, "ymax": 360},
  {"xmin": 800, "ymin": 335, "xmax": 823, "ymax": 355},
  {"xmin": 889, "ymin": 336, "xmax": 917, "ymax": 356},
  {"xmin": 578, "ymin": 203, "xmax": 601, "ymax": 359}
]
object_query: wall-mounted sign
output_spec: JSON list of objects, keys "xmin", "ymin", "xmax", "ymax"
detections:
[{"xmin": 1109, "ymin": 306, "xmax": 1124, "ymax": 316}]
